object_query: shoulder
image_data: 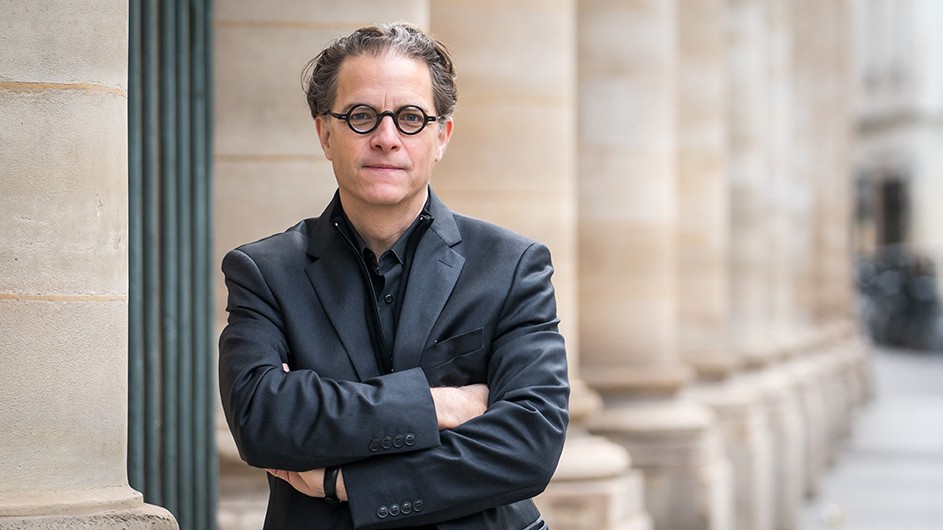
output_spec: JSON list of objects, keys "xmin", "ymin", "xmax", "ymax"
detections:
[
  {"xmin": 223, "ymin": 219, "xmax": 314, "ymax": 271},
  {"xmin": 450, "ymin": 212, "xmax": 549, "ymax": 261}
]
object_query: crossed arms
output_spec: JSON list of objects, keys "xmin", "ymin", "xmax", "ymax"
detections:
[
  {"xmin": 218, "ymin": 239, "xmax": 569, "ymax": 527},
  {"xmin": 265, "ymin": 382, "xmax": 490, "ymax": 501}
]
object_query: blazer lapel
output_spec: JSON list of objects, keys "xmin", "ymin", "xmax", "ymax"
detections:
[
  {"xmin": 304, "ymin": 197, "xmax": 381, "ymax": 381},
  {"xmin": 392, "ymin": 193, "xmax": 465, "ymax": 372}
]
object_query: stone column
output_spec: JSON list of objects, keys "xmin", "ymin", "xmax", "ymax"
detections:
[
  {"xmin": 430, "ymin": 2, "xmax": 650, "ymax": 528},
  {"xmin": 213, "ymin": 2, "xmax": 429, "ymax": 527},
  {"xmin": 676, "ymin": 1, "xmax": 774, "ymax": 529},
  {"xmin": 765, "ymin": 0, "xmax": 805, "ymax": 354},
  {"xmin": 786, "ymin": 0, "xmax": 836, "ymax": 500},
  {"xmin": 807, "ymin": 0, "xmax": 863, "ymax": 464},
  {"xmin": 726, "ymin": 1, "xmax": 806, "ymax": 528},
  {"xmin": 577, "ymin": 2, "xmax": 731, "ymax": 529},
  {"xmin": 727, "ymin": 0, "xmax": 777, "ymax": 368},
  {"xmin": 814, "ymin": 0, "xmax": 857, "ymax": 336},
  {"xmin": 676, "ymin": 0, "xmax": 735, "ymax": 381},
  {"xmin": 0, "ymin": 1, "xmax": 176, "ymax": 527}
]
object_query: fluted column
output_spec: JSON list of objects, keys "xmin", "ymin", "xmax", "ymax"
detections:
[
  {"xmin": 578, "ymin": 2, "xmax": 731, "ymax": 529},
  {"xmin": 430, "ymin": 2, "xmax": 650, "ymax": 528},
  {"xmin": 0, "ymin": 1, "xmax": 176, "ymax": 527},
  {"xmin": 213, "ymin": 3, "xmax": 429, "ymax": 527}
]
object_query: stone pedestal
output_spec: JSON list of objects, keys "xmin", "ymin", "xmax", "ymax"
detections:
[
  {"xmin": 686, "ymin": 380, "xmax": 773, "ymax": 530},
  {"xmin": 743, "ymin": 367, "xmax": 805, "ymax": 530},
  {"xmin": 536, "ymin": 431, "xmax": 652, "ymax": 530},
  {"xmin": 536, "ymin": 380, "xmax": 653, "ymax": 530},
  {"xmin": 819, "ymin": 344, "xmax": 856, "ymax": 464},
  {"xmin": 588, "ymin": 399, "xmax": 732, "ymax": 530},
  {"xmin": 784, "ymin": 355, "xmax": 829, "ymax": 499}
]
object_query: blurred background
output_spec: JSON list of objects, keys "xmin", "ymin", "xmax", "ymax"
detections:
[{"xmin": 1, "ymin": 1, "xmax": 940, "ymax": 529}]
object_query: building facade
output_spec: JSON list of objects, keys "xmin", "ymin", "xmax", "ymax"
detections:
[{"xmin": 852, "ymin": 0, "xmax": 943, "ymax": 351}]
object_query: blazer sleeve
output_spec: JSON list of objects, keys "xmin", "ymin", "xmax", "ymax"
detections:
[
  {"xmin": 342, "ymin": 242, "xmax": 570, "ymax": 529},
  {"xmin": 218, "ymin": 247, "xmax": 441, "ymax": 471}
]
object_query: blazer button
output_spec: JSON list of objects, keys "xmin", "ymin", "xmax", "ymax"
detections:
[
  {"xmin": 381, "ymin": 436, "xmax": 393, "ymax": 450},
  {"xmin": 404, "ymin": 433, "xmax": 416, "ymax": 446},
  {"xmin": 392, "ymin": 435, "xmax": 404, "ymax": 448},
  {"xmin": 401, "ymin": 501, "xmax": 412, "ymax": 514},
  {"xmin": 413, "ymin": 499, "xmax": 423, "ymax": 512},
  {"xmin": 389, "ymin": 504, "xmax": 400, "ymax": 516},
  {"xmin": 368, "ymin": 439, "xmax": 380, "ymax": 452},
  {"xmin": 377, "ymin": 506, "xmax": 389, "ymax": 519}
]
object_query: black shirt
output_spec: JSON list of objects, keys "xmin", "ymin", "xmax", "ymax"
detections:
[
  {"xmin": 332, "ymin": 201, "xmax": 433, "ymax": 373},
  {"xmin": 353, "ymin": 216, "xmax": 420, "ymax": 357}
]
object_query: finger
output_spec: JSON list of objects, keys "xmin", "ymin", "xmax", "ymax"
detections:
[{"xmin": 266, "ymin": 469, "xmax": 288, "ymax": 480}]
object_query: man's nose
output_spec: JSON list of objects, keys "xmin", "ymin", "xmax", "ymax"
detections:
[{"xmin": 371, "ymin": 114, "xmax": 401, "ymax": 148}]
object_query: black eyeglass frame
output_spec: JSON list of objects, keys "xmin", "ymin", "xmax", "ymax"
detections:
[{"xmin": 324, "ymin": 104, "xmax": 439, "ymax": 136}]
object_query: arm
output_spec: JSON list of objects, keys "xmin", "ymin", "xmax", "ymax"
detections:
[
  {"xmin": 342, "ymin": 242, "xmax": 570, "ymax": 528},
  {"xmin": 265, "ymin": 383, "xmax": 490, "ymax": 500},
  {"xmin": 218, "ymin": 248, "xmax": 441, "ymax": 471}
]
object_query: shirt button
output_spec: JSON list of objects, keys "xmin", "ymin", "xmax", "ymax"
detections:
[
  {"xmin": 368, "ymin": 439, "xmax": 380, "ymax": 452},
  {"xmin": 402, "ymin": 501, "xmax": 412, "ymax": 514},
  {"xmin": 389, "ymin": 504, "xmax": 400, "ymax": 516},
  {"xmin": 384, "ymin": 293, "xmax": 393, "ymax": 304},
  {"xmin": 404, "ymin": 433, "xmax": 416, "ymax": 446},
  {"xmin": 393, "ymin": 435, "xmax": 404, "ymax": 448},
  {"xmin": 377, "ymin": 506, "xmax": 389, "ymax": 518},
  {"xmin": 413, "ymin": 499, "xmax": 424, "ymax": 512},
  {"xmin": 381, "ymin": 436, "xmax": 393, "ymax": 450}
]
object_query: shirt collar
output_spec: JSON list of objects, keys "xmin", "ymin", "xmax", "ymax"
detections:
[{"xmin": 333, "ymin": 193, "xmax": 434, "ymax": 265}]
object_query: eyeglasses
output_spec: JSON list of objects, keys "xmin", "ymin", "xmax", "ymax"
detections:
[{"xmin": 325, "ymin": 104, "xmax": 439, "ymax": 135}]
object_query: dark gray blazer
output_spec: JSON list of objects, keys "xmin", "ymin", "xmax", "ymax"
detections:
[{"xmin": 218, "ymin": 190, "xmax": 569, "ymax": 529}]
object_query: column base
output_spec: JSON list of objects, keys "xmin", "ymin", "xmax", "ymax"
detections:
[
  {"xmin": 785, "ymin": 354, "xmax": 830, "ymax": 499},
  {"xmin": 586, "ymin": 398, "xmax": 732, "ymax": 530},
  {"xmin": 686, "ymin": 378, "xmax": 774, "ymax": 530},
  {"xmin": 537, "ymin": 431, "xmax": 652, "ymax": 530},
  {"xmin": 741, "ymin": 365, "xmax": 806, "ymax": 530},
  {"xmin": 0, "ymin": 504, "xmax": 177, "ymax": 529},
  {"xmin": 0, "ymin": 486, "xmax": 176, "ymax": 529}
]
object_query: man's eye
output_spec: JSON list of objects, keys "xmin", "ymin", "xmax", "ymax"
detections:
[
  {"xmin": 400, "ymin": 112, "xmax": 423, "ymax": 123},
  {"xmin": 350, "ymin": 112, "xmax": 373, "ymax": 121}
]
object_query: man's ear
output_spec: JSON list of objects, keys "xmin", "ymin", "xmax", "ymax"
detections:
[
  {"xmin": 315, "ymin": 115, "xmax": 333, "ymax": 160},
  {"xmin": 435, "ymin": 118, "xmax": 454, "ymax": 162}
]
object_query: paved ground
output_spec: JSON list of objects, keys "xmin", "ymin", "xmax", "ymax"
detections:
[{"xmin": 800, "ymin": 346, "xmax": 943, "ymax": 530}]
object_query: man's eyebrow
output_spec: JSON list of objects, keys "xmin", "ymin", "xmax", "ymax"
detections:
[{"xmin": 341, "ymin": 102, "xmax": 433, "ymax": 112}]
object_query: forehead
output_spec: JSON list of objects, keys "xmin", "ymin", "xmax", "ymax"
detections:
[{"xmin": 334, "ymin": 52, "xmax": 435, "ymax": 109}]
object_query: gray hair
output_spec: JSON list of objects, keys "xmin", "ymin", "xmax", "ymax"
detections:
[{"xmin": 302, "ymin": 23, "xmax": 457, "ymax": 121}]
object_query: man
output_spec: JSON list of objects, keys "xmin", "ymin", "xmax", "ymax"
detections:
[{"xmin": 218, "ymin": 23, "xmax": 569, "ymax": 529}]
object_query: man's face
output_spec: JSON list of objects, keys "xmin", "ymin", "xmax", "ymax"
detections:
[{"xmin": 315, "ymin": 53, "xmax": 453, "ymax": 216}]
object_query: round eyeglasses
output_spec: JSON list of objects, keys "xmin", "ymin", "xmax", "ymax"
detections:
[{"xmin": 325, "ymin": 104, "xmax": 439, "ymax": 135}]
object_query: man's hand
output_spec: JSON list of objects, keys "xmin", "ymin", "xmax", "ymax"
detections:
[
  {"xmin": 430, "ymin": 384, "xmax": 489, "ymax": 430},
  {"xmin": 266, "ymin": 468, "xmax": 348, "ymax": 501}
]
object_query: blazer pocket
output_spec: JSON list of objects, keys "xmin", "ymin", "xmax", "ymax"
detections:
[{"xmin": 422, "ymin": 328, "xmax": 486, "ymax": 386}]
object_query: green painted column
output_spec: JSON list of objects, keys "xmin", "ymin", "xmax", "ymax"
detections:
[{"xmin": 127, "ymin": 0, "xmax": 216, "ymax": 528}]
